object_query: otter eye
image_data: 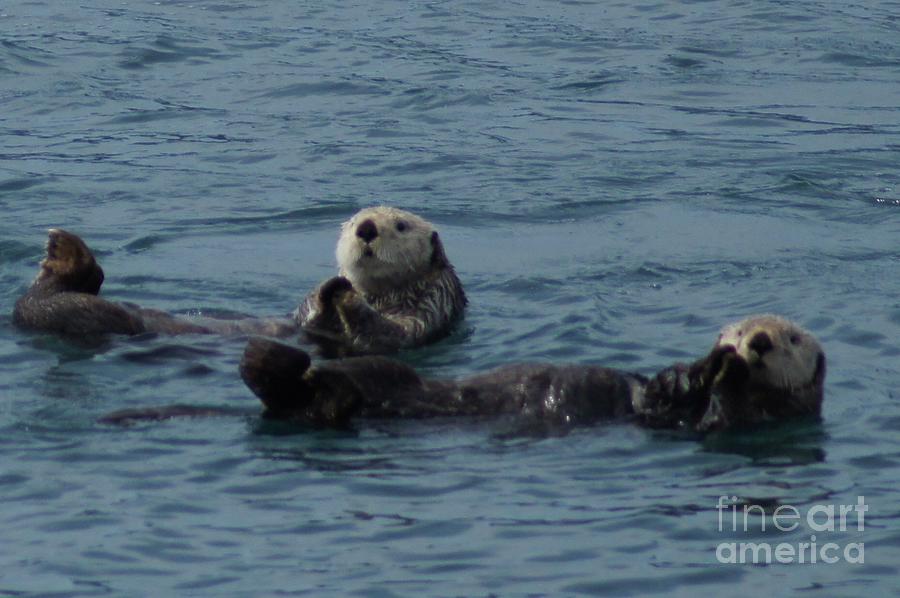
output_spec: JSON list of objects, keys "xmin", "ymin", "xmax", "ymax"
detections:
[
  {"xmin": 395, "ymin": 220, "xmax": 408, "ymax": 232},
  {"xmin": 790, "ymin": 335, "xmax": 800, "ymax": 345}
]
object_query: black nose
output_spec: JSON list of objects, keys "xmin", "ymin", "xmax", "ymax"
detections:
[
  {"xmin": 748, "ymin": 331, "xmax": 774, "ymax": 356},
  {"xmin": 356, "ymin": 219, "xmax": 378, "ymax": 243}
]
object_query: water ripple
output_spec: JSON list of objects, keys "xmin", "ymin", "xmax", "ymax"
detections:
[{"xmin": 1, "ymin": 1, "xmax": 898, "ymax": 595}]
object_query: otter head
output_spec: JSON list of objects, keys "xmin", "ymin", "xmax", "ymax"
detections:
[
  {"xmin": 335, "ymin": 207, "xmax": 448, "ymax": 296},
  {"xmin": 37, "ymin": 228, "xmax": 104, "ymax": 295},
  {"xmin": 698, "ymin": 315, "xmax": 826, "ymax": 432}
]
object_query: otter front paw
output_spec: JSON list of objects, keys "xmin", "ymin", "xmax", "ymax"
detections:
[
  {"xmin": 318, "ymin": 276, "xmax": 355, "ymax": 308},
  {"xmin": 690, "ymin": 345, "xmax": 737, "ymax": 389},
  {"xmin": 695, "ymin": 350, "xmax": 752, "ymax": 432},
  {"xmin": 710, "ymin": 348, "xmax": 750, "ymax": 393}
]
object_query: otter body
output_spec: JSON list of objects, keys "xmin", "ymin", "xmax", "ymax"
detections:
[
  {"xmin": 297, "ymin": 207, "xmax": 466, "ymax": 354},
  {"xmin": 240, "ymin": 315, "xmax": 825, "ymax": 432},
  {"xmin": 241, "ymin": 343, "xmax": 643, "ymax": 427}
]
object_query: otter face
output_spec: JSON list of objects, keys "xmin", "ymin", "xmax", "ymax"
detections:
[
  {"xmin": 38, "ymin": 228, "xmax": 104, "ymax": 294},
  {"xmin": 699, "ymin": 315, "xmax": 826, "ymax": 431},
  {"xmin": 336, "ymin": 207, "xmax": 438, "ymax": 295},
  {"xmin": 715, "ymin": 315, "xmax": 825, "ymax": 396}
]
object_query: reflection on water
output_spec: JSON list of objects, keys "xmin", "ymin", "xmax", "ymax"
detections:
[{"xmin": 699, "ymin": 419, "xmax": 828, "ymax": 465}]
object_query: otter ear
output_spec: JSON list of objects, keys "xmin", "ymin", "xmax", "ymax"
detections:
[{"xmin": 430, "ymin": 231, "xmax": 450, "ymax": 269}]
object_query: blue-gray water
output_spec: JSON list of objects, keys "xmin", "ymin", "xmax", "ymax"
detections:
[{"xmin": 2, "ymin": 1, "xmax": 899, "ymax": 595}]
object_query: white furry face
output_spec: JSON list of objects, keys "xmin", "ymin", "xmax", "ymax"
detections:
[
  {"xmin": 715, "ymin": 315, "xmax": 824, "ymax": 393},
  {"xmin": 335, "ymin": 207, "xmax": 436, "ymax": 295}
]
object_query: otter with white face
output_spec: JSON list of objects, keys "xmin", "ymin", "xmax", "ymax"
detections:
[
  {"xmin": 715, "ymin": 315, "xmax": 824, "ymax": 396},
  {"xmin": 338, "ymin": 207, "xmax": 437, "ymax": 296},
  {"xmin": 298, "ymin": 206, "xmax": 467, "ymax": 355},
  {"xmin": 240, "ymin": 314, "xmax": 825, "ymax": 432},
  {"xmin": 694, "ymin": 315, "xmax": 826, "ymax": 431}
]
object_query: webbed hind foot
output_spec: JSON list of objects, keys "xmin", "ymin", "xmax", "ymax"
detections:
[
  {"xmin": 240, "ymin": 337, "xmax": 313, "ymax": 413},
  {"xmin": 40, "ymin": 228, "xmax": 105, "ymax": 294}
]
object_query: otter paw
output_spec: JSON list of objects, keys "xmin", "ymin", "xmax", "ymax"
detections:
[
  {"xmin": 318, "ymin": 276, "xmax": 355, "ymax": 307},
  {"xmin": 692, "ymin": 345, "xmax": 737, "ymax": 388},
  {"xmin": 712, "ymin": 349, "xmax": 751, "ymax": 392}
]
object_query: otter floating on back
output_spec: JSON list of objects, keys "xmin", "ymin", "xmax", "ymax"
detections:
[
  {"xmin": 13, "ymin": 228, "xmax": 296, "ymax": 337},
  {"xmin": 297, "ymin": 206, "xmax": 467, "ymax": 355},
  {"xmin": 238, "ymin": 315, "xmax": 825, "ymax": 432},
  {"xmin": 12, "ymin": 207, "xmax": 466, "ymax": 353}
]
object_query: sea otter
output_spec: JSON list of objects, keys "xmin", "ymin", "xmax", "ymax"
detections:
[
  {"xmin": 296, "ymin": 206, "xmax": 467, "ymax": 354},
  {"xmin": 13, "ymin": 207, "xmax": 466, "ymax": 351},
  {"xmin": 238, "ymin": 315, "xmax": 825, "ymax": 432},
  {"xmin": 12, "ymin": 228, "xmax": 293, "ymax": 337}
]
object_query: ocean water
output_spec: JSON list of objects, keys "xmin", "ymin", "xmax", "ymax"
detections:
[{"xmin": 1, "ymin": 0, "xmax": 899, "ymax": 595}]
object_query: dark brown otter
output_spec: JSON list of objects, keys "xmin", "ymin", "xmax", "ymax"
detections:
[
  {"xmin": 13, "ymin": 229, "xmax": 295, "ymax": 337},
  {"xmin": 238, "ymin": 315, "xmax": 825, "ymax": 432}
]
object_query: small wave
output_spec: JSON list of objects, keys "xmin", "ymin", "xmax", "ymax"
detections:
[
  {"xmin": 169, "ymin": 203, "xmax": 358, "ymax": 230},
  {"xmin": 819, "ymin": 52, "xmax": 900, "ymax": 68},
  {"xmin": 664, "ymin": 55, "xmax": 707, "ymax": 69},
  {"xmin": 259, "ymin": 80, "xmax": 383, "ymax": 99},
  {"xmin": 122, "ymin": 234, "xmax": 167, "ymax": 253},
  {"xmin": 676, "ymin": 44, "xmax": 742, "ymax": 59},
  {"xmin": 0, "ymin": 238, "xmax": 38, "ymax": 264},
  {"xmin": 102, "ymin": 104, "xmax": 224, "ymax": 125},
  {"xmin": 0, "ymin": 39, "xmax": 53, "ymax": 68},
  {"xmin": 390, "ymin": 87, "xmax": 493, "ymax": 111},
  {"xmin": 117, "ymin": 344, "xmax": 219, "ymax": 364},
  {"xmin": 552, "ymin": 75, "xmax": 624, "ymax": 93},
  {"xmin": 0, "ymin": 176, "xmax": 50, "ymax": 193},
  {"xmin": 117, "ymin": 36, "xmax": 228, "ymax": 70}
]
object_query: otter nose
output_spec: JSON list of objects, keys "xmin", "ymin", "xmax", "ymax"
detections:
[
  {"xmin": 748, "ymin": 331, "xmax": 774, "ymax": 356},
  {"xmin": 356, "ymin": 219, "xmax": 378, "ymax": 244}
]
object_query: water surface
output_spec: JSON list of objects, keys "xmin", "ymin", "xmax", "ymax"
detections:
[{"xmin": 1, "ymin": 1, "xmax": 899, "ymax": 595}]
